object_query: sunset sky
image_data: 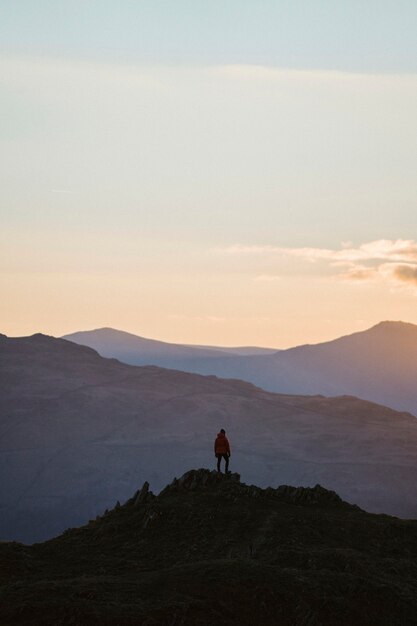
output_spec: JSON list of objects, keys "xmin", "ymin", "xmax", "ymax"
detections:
[{"xmin": 1, "ymin": 1, "xmax": 417, "ymax": 347}]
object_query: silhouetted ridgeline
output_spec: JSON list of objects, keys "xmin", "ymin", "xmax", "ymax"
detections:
[{"xmin": 1, "ymin": 470, "xmax": 417, "ymax": 625}]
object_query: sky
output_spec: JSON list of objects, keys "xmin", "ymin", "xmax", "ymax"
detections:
[{"xmin": 1, "ymin": 1, "xmax": 417, "ymax": 347}]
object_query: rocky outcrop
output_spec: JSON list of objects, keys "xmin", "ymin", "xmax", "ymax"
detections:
[
  {"xmin": 134, "ymin": 481, "xmax": 150, "ymax": 507},
  {"xmin": 161, "ymin": 468, "xmax": 241, "ymax": 494},
  {"xmin": 273, "ymin": 483, "xmax": 360, "ymax": 509},
  {"xmin": 2, "ymin": 467, "xmax": 417, "ymax": 625},
  {"xmin": 144, "ymin": 468, "xmax": 359, "ymax": 512}
]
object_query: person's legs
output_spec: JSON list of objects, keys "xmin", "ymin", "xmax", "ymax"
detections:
[
  {"xmin": 216, "ymin": 454, "xmax": 221, "ymax": 472},
  {"xmin": 224, "ymin": 453, "xmax": 229, "ymax": 473}
]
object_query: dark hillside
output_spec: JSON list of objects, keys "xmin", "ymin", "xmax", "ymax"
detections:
[{"xmin": 1, "ymin": 470, "xmax": 417, "ymax": 625}]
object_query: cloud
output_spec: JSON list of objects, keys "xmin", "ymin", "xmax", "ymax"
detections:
[
  {"xmin": 223, "ymin": 239, "xmax": 417, "ymax": 264},
  {"xmin": 220, "ymin": 239, "xmax": 417, "ymax": 288},
  {"xmin": 339, "ymin": 267, "xmax": 379, "ymax": 282},
  {"xmin": 393, "ymin": 264, "xmax": 417, "ymax": 285}
]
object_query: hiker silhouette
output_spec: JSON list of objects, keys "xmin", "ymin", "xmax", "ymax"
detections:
[{"xmin": 214, "ymin": 429, "xmax": 231, "ymax": 473}]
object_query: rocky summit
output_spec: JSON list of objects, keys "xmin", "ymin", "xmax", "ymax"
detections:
[{"xmin": 1, "ymin": 469, "xmax": 417, "ymax": 625}]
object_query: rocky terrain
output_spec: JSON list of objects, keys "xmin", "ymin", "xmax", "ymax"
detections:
[
  {"xmin": 1, "ymin": 469, "xmax": 417, "ymax": 625},
  {"xmin": 2, "ymin": 332, "xmax": 417, "ymax": 543}
]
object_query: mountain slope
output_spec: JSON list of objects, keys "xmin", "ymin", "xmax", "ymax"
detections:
[
  {"xmin": 185, "ymin": 321, "xmax": 417, "ymax": 415},
  {"xmin": 62, "ymin": 327, "xmax": 277, "ymax": 367},
  {"xmin": 63, "ymin": 322, "xmax": 417, "ymax": 415},
  {"xmin": 2, "ymin": 470, "xmax": 417, "ymax": 625},
  {"xmin": 2, "ymin": 332, "xmax": 417, "ymax": 543}
]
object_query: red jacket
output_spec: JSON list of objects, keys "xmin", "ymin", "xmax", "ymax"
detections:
[{"xmin": 214, "ymin": 432, "xmax": 230, "ymax": 455}]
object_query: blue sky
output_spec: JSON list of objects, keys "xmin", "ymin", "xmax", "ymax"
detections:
[
  {"xmin": 1, "ymin": 2, "xmax": 417, "ymax": 345},
  {"xmin": 2, "ymin": 1, "xmax": 417, "ymax": 71}
]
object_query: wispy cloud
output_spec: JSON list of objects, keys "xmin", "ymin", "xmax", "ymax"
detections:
[
  {"xmin": 338, "ymin": 266, "xmax": 379, "ymax": 281},
  {"xmin": 393, "ymin": 264, "xmax": 417, "ymax": 285},
  {"xmin": 223, "ymin": 239, "xmax": 417, "ymax": 264},
  {"xmin": 220, "ymin": 239, "xmax": 417, "ymax": 288}
]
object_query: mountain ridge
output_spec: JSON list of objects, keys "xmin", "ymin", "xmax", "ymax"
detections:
[
  {"xmin": 62, "ymin": 327, "xmax": 279, "ymax": 363},
  {"xmin": 62, "ymin": 319, "xmax": 416, "ymax": 353},
  {"xmin": 2, "ymin": 333, "xmax": 417, "ymax": 544},
  {"xmin": 61, "ymin": 320, "xmax": 417, "ymax": 415},
  {"xmin": 2, "ymin": 468, "xmax": 417, "ymax": 625}
]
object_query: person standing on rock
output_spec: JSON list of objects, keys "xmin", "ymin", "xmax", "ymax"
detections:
[{"xmin": 214, "ymin": 429, "xmax": 231, "ymax": 473}]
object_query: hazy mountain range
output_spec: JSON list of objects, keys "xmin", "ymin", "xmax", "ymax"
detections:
[
  {"xmin": 1, "ymin": 332, "xmax": 417, "ymax": 543},
  {"xmin": 63, "ymin": 327, "xmax": 278, "ymax": 366},
  {"xmin": 64, "ymin": 321, "xmax": 417, "ymax": 415}
]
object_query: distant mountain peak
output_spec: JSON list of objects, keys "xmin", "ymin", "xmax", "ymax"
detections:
[
  {"xmin": 29, "ymin": 332, "xmax": 54, "ymax": 339},
  {"xmin": 68, "ymin": 327, "xmax": 146, "ymax": 338},
  {"xmin": 62, "ymin": 328, "xmax": 278, "ymax": 360},
  {"xmin": 369, "ymin": 320, "xmax": 417, "ymax": 333}
]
